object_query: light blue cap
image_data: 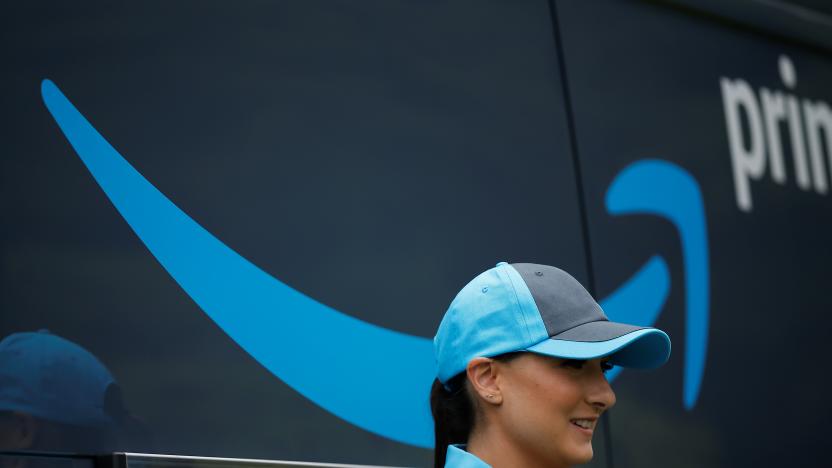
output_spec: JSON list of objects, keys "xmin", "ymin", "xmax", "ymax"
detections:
[{"xmin": 434, "ymin": 262, "xmax": 671, "ymax": 384}]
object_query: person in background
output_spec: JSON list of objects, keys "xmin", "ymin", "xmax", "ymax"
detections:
[
  {"xmin": 0, "ymin": 330, "xmax": 148, "ymax": 468},
  {"xmin": 431, "ymin": 262, "xmax": 672, "ymax": 468}
]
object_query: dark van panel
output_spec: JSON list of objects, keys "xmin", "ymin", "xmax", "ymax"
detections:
[
  {"xmin": 2, "ymin": 1, "xmax": 588, "ymax": 467},
  {"xmin": 2, "ymin": 1, "xmax": 831, "ymax": 467},
  {"xmin": 556, "ymin": 1, "xmax": 832, "ymax": 466}
]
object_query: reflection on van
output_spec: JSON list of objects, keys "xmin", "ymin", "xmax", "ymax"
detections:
[{"xmin": 0, "ymin": 331, "xmax": 149, "ymax": 458}]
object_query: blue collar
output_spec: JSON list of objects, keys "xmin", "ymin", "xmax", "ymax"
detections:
[{"xmin": 444, "ymin": 445, "xmax": 491, "ymax": 468}]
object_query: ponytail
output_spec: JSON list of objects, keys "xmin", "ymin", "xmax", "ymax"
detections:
[
  {"xmin": 429, "ymin": 353, "xmax": 522, "ymax": 467},
  {"xmin": 429, "ymin": 377, "xmax": 474, "ymax": 468}
]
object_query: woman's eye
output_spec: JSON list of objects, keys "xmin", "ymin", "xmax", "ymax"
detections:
[{"xmin": 561, "ymin": 359, "xmax": 585, "ymax": 370}]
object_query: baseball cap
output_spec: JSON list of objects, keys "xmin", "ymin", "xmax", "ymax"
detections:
[
  {"xmin": 0, "ymin": 330, "xmax": 118, "ymax": 428},
  {"xmin": 434, "ymin": 262, "xmax": 671, "ymax": 384}
]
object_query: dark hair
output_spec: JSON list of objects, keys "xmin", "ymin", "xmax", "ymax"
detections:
[
  {"xmin": 429, "ymin": 375, "xmax": 473, "ymax": 468},
  {"xmin": 429, "ymin": 353, "xmax": 521, "ymax": 468}
]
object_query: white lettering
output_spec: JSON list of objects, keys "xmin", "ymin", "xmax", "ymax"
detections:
[
  {"xmin": 760, "ymin": 88, "xmax": 787, "ymax": 184},
  {"xmin": 786, "ymin": 94, "xmax": 815, "ymax": 191},
  {"xmin": 779, "ymin": 55, "xmax": 797, "ymax": 89},
  {"xmin": 721, "ymin": 55, "xmax": 832, "ymax": 211},
  {"xmin": 721, "ymin": 77, "xmax": 766, "ymax": 212},
  {"xmin": 803, "ymin": 100, "xmax": 832, "ymax": 194}
]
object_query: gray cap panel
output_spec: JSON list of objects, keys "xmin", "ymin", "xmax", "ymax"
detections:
[
  {"xmin": 553, "ymin": 320, "xmax": 645, "ymax": 342},
  {"xmin": 511, "ymin": 263, "xmax": 607, "ymax": 336}
]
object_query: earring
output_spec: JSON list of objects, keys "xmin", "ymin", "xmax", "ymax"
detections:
[{"xmin": 486, "ymin": 394, "xmax": 494, "ymax": 398}]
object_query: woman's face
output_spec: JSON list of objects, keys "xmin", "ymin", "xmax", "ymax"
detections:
[{"xmin": 494, "ymin": 353, "xmax": 616, "ymax": 467}]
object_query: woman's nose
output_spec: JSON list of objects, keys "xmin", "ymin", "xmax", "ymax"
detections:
[{"xmin": 587, "ymin": 370, "xmax": 617, "ymax": 410}]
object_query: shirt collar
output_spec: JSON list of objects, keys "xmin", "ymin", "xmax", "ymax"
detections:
[{"xmin": 444, "ymin": 445, "xmax": 491, "ymax": 468}]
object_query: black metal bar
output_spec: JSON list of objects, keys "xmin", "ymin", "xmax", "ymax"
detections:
[
  {"xmin": 545, "ymin": 0, "xmax": 599, "ymax": 298},
  {"xmin": 649, "ymin": 0, "xmax": 832, "ymax": 54},
  {"xmin": 95, "ymin": 453, "xmax": 127, "ymax": 468},
  {"xmin": 0, "ymin": 450, "xmax": 95, "ymax": 460},
  {"xmin": 545, "ymin": 3, "xmax": 615, "ymax": 467}
]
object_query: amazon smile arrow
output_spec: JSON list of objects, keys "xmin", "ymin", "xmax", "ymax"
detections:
[{"xmin": 41, "ymin": 79, "xmax": 704, "ymax": 447}]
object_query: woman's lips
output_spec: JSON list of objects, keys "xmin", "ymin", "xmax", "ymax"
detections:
[{"xmin": 570, "ymin": 418, "xmax": 597, "ymax": 435}]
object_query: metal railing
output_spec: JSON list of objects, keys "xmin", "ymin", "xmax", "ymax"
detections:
[{"xmin": 1, "ymin": 451, "xmax": 401, "ymax": 468}]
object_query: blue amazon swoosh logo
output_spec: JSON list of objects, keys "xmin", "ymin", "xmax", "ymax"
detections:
[
  {"xmin": 40, "ymin": 79, "xmax": 708, "ymax": 447},
  {"xmin": 603, "ymin": 160, "xmax": 709, "ymax": 410}
]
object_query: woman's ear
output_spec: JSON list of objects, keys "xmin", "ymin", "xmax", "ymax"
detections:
[{"xmin": 466, "ymin": 358, "xmax": 503, "ymax": 405}]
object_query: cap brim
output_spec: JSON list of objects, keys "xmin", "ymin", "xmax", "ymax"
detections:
[{"xmin": 525, "ymin": 320, "xmax": 671, "ymax": 369}]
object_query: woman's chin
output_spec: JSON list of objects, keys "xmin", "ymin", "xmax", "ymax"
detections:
[{"xmin": 565, "ymin": 442, "xmax": 594, "ymax": 466}]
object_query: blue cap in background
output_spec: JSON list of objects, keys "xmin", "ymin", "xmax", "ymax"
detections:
[{"xmin": 0, "ymin": 330, "xmax": 117, "ymax": 428}]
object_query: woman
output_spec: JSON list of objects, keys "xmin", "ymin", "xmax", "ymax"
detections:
[{"xmin": 431, "ymin": 262, "xmax": 671, "ymax": 468}]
